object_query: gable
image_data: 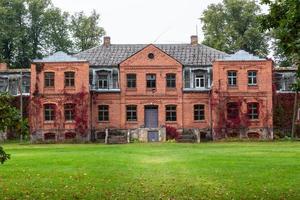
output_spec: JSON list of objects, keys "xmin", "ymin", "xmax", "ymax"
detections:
[{"xmin": 120, "ymin": 44, "xmax": 182, "ymax": 67}]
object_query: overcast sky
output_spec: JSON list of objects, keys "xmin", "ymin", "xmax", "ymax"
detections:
[{"xmin": 52, "ymin": 0, "xmax": 224, "ymax": 44}]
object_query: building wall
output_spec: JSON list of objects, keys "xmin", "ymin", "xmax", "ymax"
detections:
[
  {"xmin": 212, "ymin": 60, "xmax": 273, "ymax": 139},
  {"xmin": 29, "ymin": 61, "xmax": 90, "ymax": 141}
]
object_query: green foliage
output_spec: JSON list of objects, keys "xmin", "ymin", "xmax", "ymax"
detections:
[
  {"xmin": 201, "ymin": 0, "xmax": 269, "ymax": 56},
  {"xmin": 0, "ymin": 0, "xmax": 105, "ymax": 67},
  {"xmin": 0, "ymin": 93, "xmax": 20, "ymax": 132},
  {"xmin": 71, "ymin": 10, "xmax": 105, "ymax": 52},
  {"xmin": 0, "ymin": 146, "xmax": 10, "ymax": 164},
  {"xmin": 261, "ymin": 0, "xmax": 300, "ymax": 69}
]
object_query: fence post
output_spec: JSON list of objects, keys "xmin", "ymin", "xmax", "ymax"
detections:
[
  {"xmin": 127, "ymin": 129, "xmax": 130, "ymax": 143},
  {"xmin": 105, "ymin": 128, "xmax": 109, "ymax": 144}
]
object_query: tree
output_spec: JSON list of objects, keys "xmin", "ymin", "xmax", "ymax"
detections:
[
  {"xmin": 71, "ymin": 10, "xmax": 105, "ymax": 52},
  {"xmin": 0, "ymin": 93, "xmax": 21, "ymax": 164},
  {"xmin": 201, "ymin": 0, "xmax": 269, "ymax": 56},
  {"xmin": 261, "ymin": 0, "xmax": 300, "ymax": 138},
  {"xmin": 43, "ymin": 7, "xmax": 73, "ymax": 54}
]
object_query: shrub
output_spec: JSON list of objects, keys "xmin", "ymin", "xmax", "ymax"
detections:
[
  {"xmin": 166, "ymin": 126, "xmax": 179, "ymax": 140},
  {"xmin": 0, "ymin": 146, "xmax": 10, "ymax": 164}
]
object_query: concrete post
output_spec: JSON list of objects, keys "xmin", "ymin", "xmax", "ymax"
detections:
[
  {"xmin": 105, "ymin": 128, "xmax": 109, "ymax": 144},
  {"xmin": 127, "ymin": 129, "xmax": 130, "ymax": 143}
]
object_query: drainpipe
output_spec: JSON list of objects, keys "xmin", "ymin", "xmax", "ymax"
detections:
[{"xmin": 90, "ymin": 91, "xmax": 94, "ymax": 142}]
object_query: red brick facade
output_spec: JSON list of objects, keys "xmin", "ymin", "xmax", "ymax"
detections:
[{"xmin": 28, "ymin": 44, "xmax": 276, "ymax": 142}]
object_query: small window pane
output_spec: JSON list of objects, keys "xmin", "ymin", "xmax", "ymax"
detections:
[
  {"xmin": 248, "ymin": 71, "xmax": 257, "ymax": 85},
  {"xmin": 228, "ymin": 71, "xmax": 237, "ymax": 86},
  {"xmin": 166, "ymin": 74, "xmax": 176, "ymax": 88},
  {"xmin": 98, "ymin": 105, "xmax": 109, "ymax": 121},
  {"xmin": 126, "ymin": 105, "xmax": 137, "ymax": 121},
  {"xmin": 64, "ymin": 104, "xmax": 75, "ymax": 121},
  {"xmin": 166, "ymin": 105, "xmax": 177, "ymax": 121},
  {"xmin": 248, "ymin": 103, "xmax": 259, "ymax": 119},
  {"xmin": 44, "ymin": 72, "xmax": 55, "ymax": 87},
  {"xmin": 65, "ymin": 72, "xmax": 75, "ymax": 87},
  {"xmin": 146, "ymin": 74, "xmax": 156, "ymax": 88},
  {"xmin": 194, "ymin": 105, "xmax": 205, "ymax": 120},
  {"xmin": 44, "ymin": 104, "xmax": 55, "ymax": 121},
  {"xmin": 127, "ymin": 74, "xmax": 136, "ymax": 88}
]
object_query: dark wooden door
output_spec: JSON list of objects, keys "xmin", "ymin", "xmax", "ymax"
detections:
[{"xmin": 145, "ymin": 106, "xmax": 158, "ymax": 128}]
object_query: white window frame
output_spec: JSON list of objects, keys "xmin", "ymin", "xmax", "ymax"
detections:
[
  {"xmin": 195, "ymin": 74, "xmax": 205, "ymax": 89},
  {"xmin": 248, "ymin": 71, "xmax": 257, "ymax": 86}
]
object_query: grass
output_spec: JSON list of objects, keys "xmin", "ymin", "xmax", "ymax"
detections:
[{"xmin": 0, "ymin": 142, "xmax": 300, "ymax": 200}]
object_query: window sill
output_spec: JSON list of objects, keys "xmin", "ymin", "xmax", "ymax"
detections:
[
  {"xmin": 126, "ymin": 121, "xmax": 138, "ymax": 125},
  {"xmin": 65, "ymin": 120, "xmax": 75, "ymax": 124},
  {"xmin": 248, "ymin": 85, "xmax": 258, "ymax": 88},
  {"xmin": 166, "ymin": 88, "xmax": 177, "ymax": 91},
  {"xmin": 126, "ymin": 88, "xmax": 137, "ymax": 91},
  {"xmin": 44, "ymin": 121, "xmax": 55, "ymax": 124},
  {"xmin": 98, "ymin": 121, "xmax": 110, "ymax": 123},
  {"xmin": 44, "ymin": 87, "xmax": 55, "ymax": 90},
  {"xmin": 166, "ymin": 121, "xmax": 177, "ymax": 124},
  {"xmin": 64, "ymin": 87, "xmax": 76, "ymax": 90},
  {"xmin": 194, "ymin": 120, "xmax": 206, "ymax": 123}
]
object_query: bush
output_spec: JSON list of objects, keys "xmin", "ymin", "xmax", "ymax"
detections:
[
  {"xmin": 0, "ymin": 146, "xmax": 10, "ymax": 164},
  {"xmin": 166, "ymin": 126, "xmax": 179, "ymax": 140}
]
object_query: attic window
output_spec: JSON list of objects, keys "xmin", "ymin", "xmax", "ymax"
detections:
[{"xmin": 148, "ymin": 53, "xmax": 154, "ymax": 59}]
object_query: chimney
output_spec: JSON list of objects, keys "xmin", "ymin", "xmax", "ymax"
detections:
[
  {"xmin": 103, "ymin": 36, "xmax": 111, "ymax": 47},
  {"xmin": 191, "ymin": 35, "xmax": 198, "ymax": 46},
  {"xmin": 0, "ymin": 63, "xmax": 7, "ymax": 71}
]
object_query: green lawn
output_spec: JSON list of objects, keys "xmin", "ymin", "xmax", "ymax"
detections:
[{"xmin": 0, "ymin": 142, "xmax": 300, "ymax": 200}]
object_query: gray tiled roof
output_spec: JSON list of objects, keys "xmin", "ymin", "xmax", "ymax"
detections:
[{"xmin": 75, "ymin": 44, "xmax": 227, "ymax": 67}]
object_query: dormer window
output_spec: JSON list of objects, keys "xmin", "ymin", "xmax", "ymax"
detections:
[{"xmin": 98, "ymin": 73, "xmax": 109, "ymax": 89}]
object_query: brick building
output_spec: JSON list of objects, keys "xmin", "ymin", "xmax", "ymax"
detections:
[{"xmin": 0, "ymin": 36, "xmax": 297, "ymax": 142}]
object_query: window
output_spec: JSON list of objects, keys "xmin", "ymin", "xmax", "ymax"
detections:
[
  {"xmin": 126, "ymin": 105, "xmax": 137, "ymax": 121},
  {"xmin": 98, "ymin": 105, "xmax": 109, "ymax": 121},
  {"xmin": 44, "ymin": 72, "xmax": 54, "ymax": 87},
  {"xmin": 248, "ymin": 103, "xmax": 259, "ymax": 120},
  {"xmin": 44, "ymin": 104, "xmax": 55, "ymax": 121},
  {"xmin": 22, "ymin": 76, "xmax": 30, "ymax": 93},
  {"xmin": 98, "ymin": 74, "xmax": 109, "ymax": 89},
  {"xmin": 248, "ymin": 71, "xmax": 257, "ymax": 86},
  {"xmin": 166, "ymin": 74, "xmax": 176, "ymax": 88},
  {"xmin": 0, "ymin": 78, "xmax": 7, "ymax": 92},
  {"xmin": 64, "ymin": 104, "xmax": 75, "ymax": 121},
  {"xmin": 127, "ymin": 74, "xmax": 136, "ymax": 88},
  {"xmin": 146, "ymin": 74, "xmax": 156, "ymax": 88},
  {"xmin": 64, "ymin": 72, "xmax": 75, "ymax": 87},
  {"xmin": 194, "ymin": 105, "xmax": 205, "ymax": 120},
  {"xmin": 166, "ymin": 105, "xmax": 177, "ymax": 121},
  {"xmin": 195, "ymin": 74, "xmax": 205, "ymax": 88},
  {"xmin": 228, "ymin": 71, "xmax": 237, "ymax": 86},
  {"xmin": 227, "ymin": 102, "xmax": 239, "ymax": 119}
]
